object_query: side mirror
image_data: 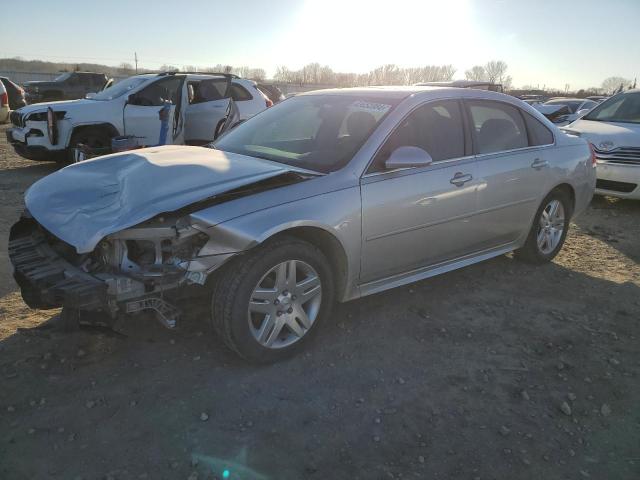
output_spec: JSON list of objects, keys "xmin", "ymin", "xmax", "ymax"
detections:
[
  {"xmin": 127, "ymin": 93, "xmax": 137, "ymax": 105},
  {"xmin": 385, "ymin": 146, "xmax": 433, "ymax": 170},
  {"xmin": 85, "ymin": 92, "xmax": 96, "ymax": 99}
]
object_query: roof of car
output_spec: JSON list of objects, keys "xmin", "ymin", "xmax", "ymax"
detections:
[
  {"xmin": 296, "ymin": 85, "xmax": 511, "ymax": 101},
  {"xmin": 415, "ymin": 80, "xmax": 501, "ymax": 87},
  {"xmin": 298, "ymin": 86, "xmax": 460, "ymax": 98},
  {"xmin": 546, "ymin": 98, "xmax": 584, "ymax": 103}
]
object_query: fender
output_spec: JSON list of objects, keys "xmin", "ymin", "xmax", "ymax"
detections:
[{"xmin": 194, "ymin": 186, "xmax": 363, "ymax": 301}]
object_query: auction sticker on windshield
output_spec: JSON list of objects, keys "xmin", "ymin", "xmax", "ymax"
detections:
[{"xmin": 349, "ymin": 101, "xmax": 392, "ymax": 115}]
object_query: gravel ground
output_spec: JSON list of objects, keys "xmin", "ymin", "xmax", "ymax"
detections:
[{"xmin": 0, "ymin": 123, "xmax": 639, "ymax": 480}]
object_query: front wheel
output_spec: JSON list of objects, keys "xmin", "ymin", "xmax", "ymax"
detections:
[
  {"xmin": 515, "ymin": 189, "xmax": 572, "ymax": 264},
  {"xmin": 211, "ymin": 237, "xmax": 334, "ymax": 363},
  {"xmin": 67, "ymin": 127, "xmax": 112, "ymax": 163}
]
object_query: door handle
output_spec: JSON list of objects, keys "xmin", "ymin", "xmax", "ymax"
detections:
[
  {"xmin": 531, "ymin": 158, "xmax": 549, "ymax": 170},
  {"xmin": 450, "ymin": 172, "xmax": 473, "ymax": 187}
]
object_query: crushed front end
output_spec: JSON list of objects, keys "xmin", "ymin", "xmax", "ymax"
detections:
[{"xmin": 9, "ymin": 212, "xmax": 227, "ymax": 328}]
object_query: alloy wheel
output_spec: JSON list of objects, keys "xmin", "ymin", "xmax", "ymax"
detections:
[
  {"xmin": 537, "ymin": 199, "xmax": 565, "ymax": 255},
  {"xmin": 248, "ymin": 260, "xmax": 322, "ymax": 349}
]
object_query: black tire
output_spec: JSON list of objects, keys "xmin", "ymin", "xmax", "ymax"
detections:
[
  {"xmin": 211, "ymin": 236, "xmax": 335, "ymax": 363},
  {"xmin": 514, "ymin": 189, "xmax": 572, "ymax": 264},
  {"xmin": 67, "ymin": 127, "xmax": 112, "ymax": 163}
]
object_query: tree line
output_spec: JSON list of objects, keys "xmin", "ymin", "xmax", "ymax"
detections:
[
  {"xmin": 273, "ymin": 63, "xmax": 457, "ymax": 86},
  {"xmin": 1, "ymin": 57, "xmax": 635, "ymax": 96}
]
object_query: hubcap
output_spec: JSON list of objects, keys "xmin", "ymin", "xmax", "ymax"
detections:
[
  {"xmin": 537, "ymin": 199, "xmax": 565, "ymax": 255},
  {"xmin": 248, "ymin": 260, "xmax": 322, "ymax": 349}
]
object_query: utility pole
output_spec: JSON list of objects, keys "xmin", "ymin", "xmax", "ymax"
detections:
[{"xmin": 134, "ymin": 52, "xmax": 138, "ymax": 74}]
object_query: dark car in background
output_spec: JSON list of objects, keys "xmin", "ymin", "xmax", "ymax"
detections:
[
  {"xmin": 0, "ymin": 77, "xmax": 27, "ymax": 109},
  {"xmin": 23, "ymin": 71, "xmax": 111, "ymax": 103},
  {"xmin": 257, "ymin": 83, "xmax": 285, "ymax": 104}
]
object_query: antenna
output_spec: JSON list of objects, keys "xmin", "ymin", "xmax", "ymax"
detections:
[{"xmin": 134, "ymin": 52, "xmax": 138, "ymax": 74}]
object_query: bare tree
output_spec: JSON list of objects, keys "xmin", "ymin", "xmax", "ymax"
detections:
[
  {"xmin": 465, "ymin": 65, "xmax": 487, "ymax": 81},
  {"xmin": 248, "ymin": 68, "xmax": 266, "ymax": 81},
  {"xmin": 484, "ymin": 60, "xmax": 508, "ymax": 84},
  {"xmin": 601, "ymin": 76, "xmax": 632, "ymax": 95},
  {"xmin": 118, "ymin": 62, "xmax": 134, "ymax": 74},
  {"xmin": 440, "ymin": 65, "xmax": 456, "ymax": 81}
]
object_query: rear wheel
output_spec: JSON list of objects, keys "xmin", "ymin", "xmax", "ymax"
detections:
[
  {"xmin": 211, "ymin": 237, "xmax": 334, "ymax": 363},
  {"xmin": 515, "ymin": 189, "xmax": 572, "ymax": 264}
]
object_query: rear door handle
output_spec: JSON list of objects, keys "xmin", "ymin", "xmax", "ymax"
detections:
[
  {"xmin": 531, "ymin": 158, "xmax": 549, "ymax": 170},
  {"xmin": 450, "ymin": 172, "xmax": 473, "ymax": 187}
]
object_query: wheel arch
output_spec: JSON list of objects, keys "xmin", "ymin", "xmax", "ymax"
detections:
[
  {"xmin": 262, "ymin": 225, "xmax": 350, "ymax": 302},
  {"xmin": 549, "ymin": 182, "xmax": 576, "ymax": 215},
  {"xmin": 65, "ymin": 122, "xmax": 120, "ymax": 147}
]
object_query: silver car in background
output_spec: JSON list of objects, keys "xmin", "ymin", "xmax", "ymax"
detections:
[
  {"xmin": 9, "ymin": 87, "xmax": 596, "ymax": 362},
  {"xmin": 563, "ymin": 89, "xmax": 640, "ymax": 199}
]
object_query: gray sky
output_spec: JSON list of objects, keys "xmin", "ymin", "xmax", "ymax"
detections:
[{"xmin": 1, "ymin": 0, "xmax": 638, "ymax": 89}]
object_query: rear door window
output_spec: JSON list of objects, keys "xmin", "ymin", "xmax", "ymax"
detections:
[
  {"xmin": 467, "ymin": 100, "xmax": 528, "ymax": 154},
  {"xmin": 191, "ymin": 79, "xmax": 228, "ymax": 104},
  {"xmin": 230, "ymin": 84, "xmax": 253, "ymax": 101},
  {"xmin": 522, "ymin": 111, "xmax": 554, "ymax": 146}
]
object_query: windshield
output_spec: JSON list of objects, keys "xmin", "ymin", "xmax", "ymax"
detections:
[
  {"xmin": 213, "ymin": 95, "xmax": 398, "ymax": 173},
  {"xmin": 583, "ymin": 92, "xmax": 640, "ymax": 124},
  {"xmin": 54, "ymin": 72, "xmax": 71, "ymax": 82},
  {"xmin": 91, "ymin": 76, "xmax": 150, "ymax": 101}
]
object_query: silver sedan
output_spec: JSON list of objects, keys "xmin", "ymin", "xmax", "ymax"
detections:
[{"xmin": 10, "ymin": 87, "xmax": 596, "ymax": 362}]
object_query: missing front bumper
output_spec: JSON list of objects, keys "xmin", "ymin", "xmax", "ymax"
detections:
[
  {"xmin": 9, "ymin": 217, "xmax": 184, "ymax": 328},
  {"xmin": 9, "ymin": 218, "xmax": 108, "ymax": 310}
]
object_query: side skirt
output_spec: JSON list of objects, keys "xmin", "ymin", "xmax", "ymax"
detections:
[{"xmin": 358, "ymin": 242, "xmax": 517, "ymax": 298}]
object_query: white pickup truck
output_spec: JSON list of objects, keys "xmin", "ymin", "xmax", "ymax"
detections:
[{"xmin": 6, "ymin": 72, "xmax": 270, "ymax": 162}]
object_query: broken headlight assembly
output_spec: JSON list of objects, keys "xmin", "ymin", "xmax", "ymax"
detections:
[
  {"xmin": 25, "ymin": 110, "xmax": 66, "ymax": 122},
  {"xmin": 89, "ymin": 216, "xmax": 209, "ymax": 283}
]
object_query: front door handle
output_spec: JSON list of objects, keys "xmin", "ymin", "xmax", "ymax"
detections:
[
  {"xmin": 531, "ymin": 158, "xmax": 549, "ymax": 170},
  {"xmin": 450, "ymin": 172, "xmax": 473, "ymax": 187}
]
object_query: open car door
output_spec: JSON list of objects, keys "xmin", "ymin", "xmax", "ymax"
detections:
[
  {"xmin": 185, "ymin": 76, "xmax": 234, "ymax": 144},
  {"xmin": 123, "ymin": 75, "xmax": 186, "ymax": 146},
  {"xmin": 215, "ymin": 97, "xmax": 241, "ymax": 139}
]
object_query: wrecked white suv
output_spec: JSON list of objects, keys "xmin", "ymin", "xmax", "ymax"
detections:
[{"xmin": 6, "ymin": 72, "xmax": 269, "ymax": 162}]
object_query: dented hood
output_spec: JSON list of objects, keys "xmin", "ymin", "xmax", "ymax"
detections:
[{"xmin": 25, "ymin": 146, "xmax": 295, "ymax": 253}]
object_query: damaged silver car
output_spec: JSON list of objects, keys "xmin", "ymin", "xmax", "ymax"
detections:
[{"xmin": 10, "ymin": 87, "xmax": 596, "ymax": 362}]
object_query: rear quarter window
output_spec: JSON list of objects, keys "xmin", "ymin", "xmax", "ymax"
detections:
[{"xmin": 522, "ymin": 111, "xmax": 554, "ymax": 146}]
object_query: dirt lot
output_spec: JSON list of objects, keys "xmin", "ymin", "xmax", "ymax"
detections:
[{"xmin": 0, "ymin": 123, "xmax": 638, "ymax": 480}]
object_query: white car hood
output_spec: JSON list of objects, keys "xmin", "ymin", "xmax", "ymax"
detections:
[
  {"xmin": 19, "ymin": 99, "xmax": 100, "ymax": 116},
  {"xmin": 25, "ymin": 146, "xmax": 296, "ymax": 253},
  {"xmin": 566, "ymin": 119, "xmax": 640, "ymax": 149}
]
